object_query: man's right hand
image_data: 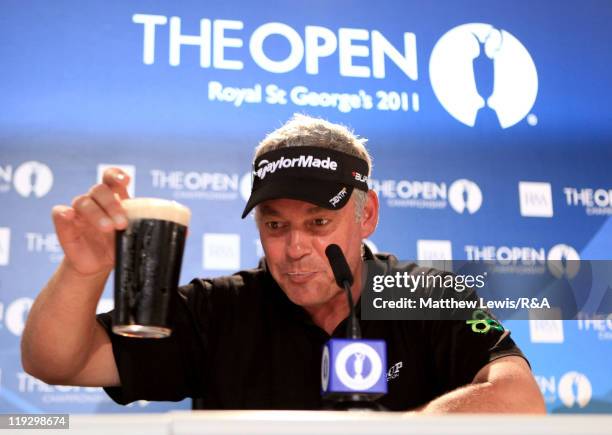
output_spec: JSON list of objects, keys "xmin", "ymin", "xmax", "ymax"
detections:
[
  {"xmin": 21, "ymin": 167, "xmax": 130, "ymax": 387},
  {"xmin": 52, "ymin": 168, "xmax": 131, "ymax": 276}
]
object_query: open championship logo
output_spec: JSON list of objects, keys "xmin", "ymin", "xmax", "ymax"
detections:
[
  {"xmin": 335, "ymin": 342, "xmax": 383, "ymax": 390},
  {"xmin": 5, "ymin": 298, "xmax": 34, "ymax": 336},
  {"xmin": 558, "ymin": 371, "xmax": 592, "ymax": 408},
  {"xmin": 547, "ymin": 244, "xmax": 580, "ymax": 279},
  {"xmin": 448, "ymin": 179, "xmax": 482, "ymax": 214},
  {"xmin": 429, "ymin": 23, "xmax": 538, "ymax": 128},
  {"xmin": 13, "ymin": 161, "xmax": 54, "ymax": 198}
]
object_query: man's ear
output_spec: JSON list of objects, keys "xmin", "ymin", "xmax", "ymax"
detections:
[{"xmin": 360, "ymin": 190, "xmax": 379, "ymax": 239}]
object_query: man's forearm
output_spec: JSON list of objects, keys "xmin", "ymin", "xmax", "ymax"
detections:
[
  {"xmin": 21, "ymin": 260, "xmax": 110, "ymax": 383},
  {"xmin": 415, "ymin": 379, "xmax": 546, "ymax": 414}
]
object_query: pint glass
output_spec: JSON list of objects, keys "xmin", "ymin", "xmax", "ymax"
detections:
[{"xmin": 112, "ymin": 198, "xmax": 191, "ymax": 338}]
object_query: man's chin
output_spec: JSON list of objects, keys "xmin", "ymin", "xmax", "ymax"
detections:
[
  {"xmin": 282, "ymin": 285, "xmax": 326, "ymax": 308},
  {"xmin": 284, "ymin": 291, "xmax": 317, "ymax": 307},
  {"xmin": 282, "ymin": 285, "xmax": 344, "ymax": 310}
]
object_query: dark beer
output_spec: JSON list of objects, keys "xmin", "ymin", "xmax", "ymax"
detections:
[{"xmin": 113, "ymin": 198, "xmax": 191, "ymax": 338}]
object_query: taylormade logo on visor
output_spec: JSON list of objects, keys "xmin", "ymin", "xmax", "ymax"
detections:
[{"xmin": 255, "ymin": 155, "xmax": 338, "ymax": 179}]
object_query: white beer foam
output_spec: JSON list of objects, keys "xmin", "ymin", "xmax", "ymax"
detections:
[{"xmin": 121, "ymin": 198, "xmax": 191, "ymax": 226}]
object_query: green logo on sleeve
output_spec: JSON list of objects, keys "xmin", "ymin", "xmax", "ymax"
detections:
[{"xmin": 466, "ymin": 310, "xmax": 504, "ymax": 334}]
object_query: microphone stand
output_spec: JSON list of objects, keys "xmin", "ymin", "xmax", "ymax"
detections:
[{"xmin": 330, "ymin": 279, "xmax": 386, "ymax": 412}]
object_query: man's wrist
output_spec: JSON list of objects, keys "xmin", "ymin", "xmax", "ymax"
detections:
[{"xmin": 59, "ymin": 259, "xmax": 112, "ymax": 282}]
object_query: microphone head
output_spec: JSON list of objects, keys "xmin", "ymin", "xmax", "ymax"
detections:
[{"xmin": 325, "ymin": 244, "xmax": 354, "ymax": 287}]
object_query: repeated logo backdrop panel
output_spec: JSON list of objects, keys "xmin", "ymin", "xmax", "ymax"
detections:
[{"xmin": 1, "ymin": 0, "xmax": 611, "ymax": 414}]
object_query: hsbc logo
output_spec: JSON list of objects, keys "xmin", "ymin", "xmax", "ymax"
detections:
[
  {"xmin": 430, "ymin": 23, "xmax": 538, "ymax": 128},
  {"xmin": 0, "ymin": 161, "xmax": 54, "ymax": 198}
]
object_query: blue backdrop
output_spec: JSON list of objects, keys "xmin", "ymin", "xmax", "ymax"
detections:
[{"xmin": 0, "ymin": 0, "xmax": 610, "ymax": 413}]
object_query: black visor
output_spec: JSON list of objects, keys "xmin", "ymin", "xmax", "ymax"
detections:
[{"xmin": 241, "ymin": 146, "xmax": 369, "ymax": 218}]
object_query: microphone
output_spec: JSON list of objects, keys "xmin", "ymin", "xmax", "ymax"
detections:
[
  {"xmin": 325, "ymin": 243, "xmax": 354, "ymax": 287},
  {"xmin": 325, "ymin": 244, "xmax": 360, "ymax": 339},
  {"xmin": 321, "ymin": 244, "xmax": 387, "ymax": 410}
]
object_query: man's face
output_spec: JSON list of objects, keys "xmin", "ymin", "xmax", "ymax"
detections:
[{"xmin": 256, "ymin": 196, "xmax": 374, "ymax": 309}]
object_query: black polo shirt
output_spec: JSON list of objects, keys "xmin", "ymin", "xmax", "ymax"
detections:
[{"xmin": 97, "ymin": 249, "xmax": 527, "ymax": 410}]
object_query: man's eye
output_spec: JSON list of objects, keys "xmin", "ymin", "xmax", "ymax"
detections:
[
  {"xmin": 266, "ymin": 221, "xmax": 282, "ymax": 230},
  {"xmin": 313, "ymin": 218, "xmax": 329, "ymax": 226}
]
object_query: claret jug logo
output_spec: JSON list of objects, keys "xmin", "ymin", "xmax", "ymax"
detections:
[
  {"xmin": 13, "ymin": 161, "xmax": 54, "ymax": 198},
  {"xmin": 335, "ymin": 342, "xmax": 383, "ymax": 390},
  {"xmin": 558, "ymin": 372, "xmax": 592, "ymax": 408},
  {"xmin": 429, "ymin": 23, "xmax": 538, "ymax": 128},
  {"xmin": 448, "ymin": 179, "xmax": 482, "ymax": 214},
  {"xmin": 547, "ymin": 244, "xmax": 580, "ymax": 279}
]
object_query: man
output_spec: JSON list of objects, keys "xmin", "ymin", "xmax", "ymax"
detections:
[{"xmin": 21, "ymin": 114, "xmax": 545, "ymax": 412}]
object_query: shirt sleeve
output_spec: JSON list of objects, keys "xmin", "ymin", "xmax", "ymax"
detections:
[
  {"xmin": 96, "ymin": 283, "xmax": 207, "ymax": 405},
  {"xmin": 427, "ymin": 311, "xmax": 529, "ymax": 393}
]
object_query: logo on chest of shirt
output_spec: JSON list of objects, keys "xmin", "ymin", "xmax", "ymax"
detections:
[{"xmin": 387, "ymin": 361, "xmax": 403, "ymax": 381}]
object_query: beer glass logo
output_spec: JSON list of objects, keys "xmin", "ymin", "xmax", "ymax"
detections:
[
  {"xmin": 5, "ymin": 297, "xmax": 34, "ymax": 336},
  {"xmin": 13, "ymin": 161, "xmax": 53, "ymax": 198},
  {"xmin": 448, "ymin": 179, "xmax": 482, "ymax": 214},
  {"xmin": 335, "ymin": 342, "xmax": 383, "ymax": 390},
  {"xmin": 547, "ymin": 244, "xmax": 580, "ymax": 279},
  {"xmin": 558, "ymin": 371, "xmax": 592, "ymax": 408},
  {"xmin": 429, "ymin": 23, "xmax": 538, "ymax": 128}
]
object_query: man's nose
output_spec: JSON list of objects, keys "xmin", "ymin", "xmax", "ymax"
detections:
[{"xmin": 286, "ymin": 229, "xmax": 311, "ymax": 260}]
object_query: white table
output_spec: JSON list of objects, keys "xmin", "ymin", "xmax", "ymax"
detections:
[{"xmin": 5, "ymin": 411, "xmax": 612, "ymax": 435}]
